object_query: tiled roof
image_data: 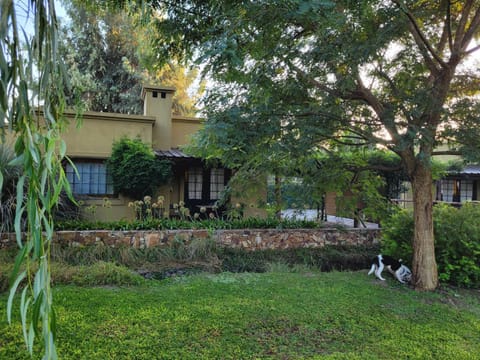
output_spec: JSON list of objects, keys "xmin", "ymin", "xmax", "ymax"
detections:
[
  {"xmin": 446, "ymin": 164, "xmax": 480, "ymax": 176},
  {"xmin": 154, "ymin": 149, "xmax": 197, "ymax": 159},
  {"xmin": 462, "ymin": 165, "xmax": 480, "ymax": 174}
]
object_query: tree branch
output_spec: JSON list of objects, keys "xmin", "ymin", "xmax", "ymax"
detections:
[
  {"xmin": 374, "ymin": 68, "xmax": 414, "ymax": 124},
  {"xmin": 446, "ymin": 0, "xmax": 454, "ymax": 52},
  {"xmin": 465, "ymin": 43, "xmax": 480, "ymax": 55},
  {"xmin": 289, "ymin": 62, "xmax": 344, "ymax": 99},
  {"xmin": 436, "ymin": 0, "xmax": 450, "ymax": 54},
  {"xmin": 353, "ymin": 74, "xmax": 384, "ymax": 115},
  {"xmin": 453, "ymin": 0, "xmax": 474, "ymax": 52},
  {"xmin": 392, "ymin": 0, "xmax": 448, "ymax": 70},
  {"xmin": 461, "ymin": 6, "xmax": 480, "ymax": 53},
  {"xmin": 353, "ymin": 75, "xmax": 403, "ymax": 146}
]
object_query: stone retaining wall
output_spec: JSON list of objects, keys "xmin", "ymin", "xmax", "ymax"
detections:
[{"xmin": 1, "ymin": 228, "xmax": 381, "ymax": 250}]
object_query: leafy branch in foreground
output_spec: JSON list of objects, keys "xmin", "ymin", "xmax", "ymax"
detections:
[{"xmin": 1, "ymin": 1, "xmax": 70, "ymax": 359}]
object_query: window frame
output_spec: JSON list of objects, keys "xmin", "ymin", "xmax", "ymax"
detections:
[
  {"xmin": 66, "ymin": 159, "xmax": 114, "ymax": 197},
  {"xmin": 184, "ymin": 166, "xmax": 230, "ymax": 208}
]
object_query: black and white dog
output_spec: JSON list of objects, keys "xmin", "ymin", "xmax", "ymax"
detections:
[{"xmin": 368, "ymin": 255, "xmax": 412, "ymax": 284}]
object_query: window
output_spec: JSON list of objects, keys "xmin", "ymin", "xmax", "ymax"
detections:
[
  {"xmin": 66, "ymin": 160, "xmax": 113, "ymax": 195},
  {"xmin": 441, "ymin": 179, "xmax": 473, "ymax": 202},
  {"xmin": 441, "ymin": 180, "xmax": 457, "ymax": 202},
  {"xmin": 460, "ymin": 180, "xmax": 473, "ymax": 202},
  {"xmin": 187, "ymin": 167, "xmax": 203, "ymax": 200},
  {"xmin": 210, "ymin": 168, "xmax": 225, "ymax": 200}
]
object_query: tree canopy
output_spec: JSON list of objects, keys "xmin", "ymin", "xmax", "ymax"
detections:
[
  {"xmin": 59, "ymin": 0, "xmax": 202, "ymax": 115},
  {"xmin": 140, "ymin": 0, "xmax": 480, "ymax": 290}
]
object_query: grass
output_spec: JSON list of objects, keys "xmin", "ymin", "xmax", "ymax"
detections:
[{"xmin": 1, "ymin": 270, "xmax": 479, "ymax": 359}]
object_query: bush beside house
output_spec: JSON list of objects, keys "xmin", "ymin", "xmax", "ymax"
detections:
[{"xmin": 381, "ymin": 203, "xmax": 480, "ymax": 288}]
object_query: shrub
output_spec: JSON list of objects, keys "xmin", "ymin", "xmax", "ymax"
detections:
[
  {"xmin": 219, "ymin": 245, "xmax": 379, "ymax": 273},
  {"xmin": 49, "ymin": 236, "xmax": 221, "ymax": 272},
  {"xmin": 106, "ymin": 137, "xmax": 172, "ymax": 199},
  {"xmin": 1, "ymin": 241, "xmax": 379, "ymax": 291},
  {"xmin": 54, "ymin": 216, "xmax": 320, "ymax": 231},
  {"xmin": 57, "ymin": 261, "xmax": 145, "ymax": 286},
  {"xmin": 379, "ymin": 208, "xmax": 414, "ymax": 263},
  {"xmin": 381, "ymin": 203, "xmax": 480, "ymax": 287},
  {"xmin": 434, "ymin": 203, "xmax": 480, "ymax": 287}
]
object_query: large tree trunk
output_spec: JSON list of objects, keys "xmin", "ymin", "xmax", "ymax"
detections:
[{"xmin": 410, "ymin": 163, "xmax": 438, "ymax": 291}]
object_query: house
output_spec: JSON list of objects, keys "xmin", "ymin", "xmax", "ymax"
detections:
[
  {"xmin": 434, "ymin": 165, "xmax": 480, "ymax": 204},
  {"xmin": 61, "ymin": 84, "xmax": 266, "ymax": 221},
  {"xmin": 393, "ymin": 164, "xmax": 480, "ymax": 210}
]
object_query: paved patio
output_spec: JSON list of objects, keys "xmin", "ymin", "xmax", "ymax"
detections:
[{"xmin": 282, "ymin": 209, "xmax": 379, "ymax": 229}]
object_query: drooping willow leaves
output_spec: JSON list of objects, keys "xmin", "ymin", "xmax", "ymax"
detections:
[{"xmin": 1, "ymin": 1, "xmax": 71, "ymax": 359}]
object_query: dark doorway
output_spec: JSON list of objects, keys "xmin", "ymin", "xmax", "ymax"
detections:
[{"xmin": 184, "ymin": 166, "xmax": 231, "ymax": 217}]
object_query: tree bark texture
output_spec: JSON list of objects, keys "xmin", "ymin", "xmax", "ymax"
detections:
[{"xmin": 410, "ymin": 164, "xmax": 438, "ymax": 291}]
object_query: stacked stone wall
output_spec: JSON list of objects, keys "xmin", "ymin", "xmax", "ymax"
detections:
[{"xmin": 1, "ymin": 228, "xmax": 380, "ymax": 250}]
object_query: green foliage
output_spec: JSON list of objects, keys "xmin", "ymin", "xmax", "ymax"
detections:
[
  {"xmin": 147, "ymin": 0, "xmax": 480, "ymax": 177},
  {"xmin": 1, "ymin": 272, "xmax": 480, "ymax": 359},
  {"xmin": 298, "ymin": 149, "xmax": 407, "ymax": 224},
  {"xmin": 1, "ymin": 1, "xmax": 72, "ymax": 358},
  {"xmin": 144, "ymin": 0, "xmax": 480, "ymax": 289},
  {"xmin": 53, "ymin": 236, "xmax": 221, "ymax": 272},
  {"xmin": 381, "ymin": 204, "xmax": 480, "ymax": 288},
  {"xmin": 60, "ymin": 2, "xmax": 143, "ymax": 114},
  {"xmin": 106, "ymin": 138, "xmax": 172, "ymax": 199},
  {"xmin": 380, "ymin": 209, "xmax": 415, "ymax": 262},
  {"xmin": 1, "ymin": 241, "xmax": 376, "ymax": 291},
  {"xmin": 59, "ymin": 1, "xmax": 202, "ymax": 115},
  {"xmin": 55, "ymin": 216, "xmax": 320, "ymax": 231},
  {"xmin": 0, "ymin": 261, "xmax": 144, "ymax": 292},
  {"xmin": 0, "ymin": 143, "xmax": 23, "ymax": 233},
  {"xmin": 219, "ymin": 245, "xmax": 378, "ymax": 273},
  {"xmin": 434, "ymin": 204, "xmax": 480, "ymax": 287},
  {"xmin": 54, "ymin": 261, "xmax": 145, "ymax": 287}
]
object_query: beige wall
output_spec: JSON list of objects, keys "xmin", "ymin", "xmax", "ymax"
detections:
[
  {"xmin": 433, "ymin": 144, "xmax": 462, "ymax": 163},
  {"xmin": 62, "ymin": 111, "xmax": 154, "ymax": 158},
  {"xmin": 325, "ymin": 192, "xmax": 337, "ymax": 216},
  {"xmin": 171, "ymin": 116, "xmax": 203, "ymax": 148},
  {"xmin": 79, "ymin": 195, "xmax": 135, "ymax": 222},
  {"xmin": 142, "ymin": 85, "xmax": 174, "ymax": 150}
]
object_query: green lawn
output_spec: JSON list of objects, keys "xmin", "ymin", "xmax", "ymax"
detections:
[{"xmin": 1, "ymin": 271, "xmax": 479, "ymax": 359}]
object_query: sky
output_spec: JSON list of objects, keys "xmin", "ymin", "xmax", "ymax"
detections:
[{"xmin": 15, "ymin": 0, "xmax": 67, "ymax": 36}]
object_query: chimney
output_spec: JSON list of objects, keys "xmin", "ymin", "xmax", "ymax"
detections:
[{"xmin": 141, "ymin": 84, "xmax": 176, "ymax": 150}]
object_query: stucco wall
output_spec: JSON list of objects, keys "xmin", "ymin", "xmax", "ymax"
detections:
[
  {"xmin": 1, "ymin": 228, "xmax": 380, "ymax": 250},
  {"xmin": 171, "ymin": 116, "xmax": 203, "ymax": 148},
  {"xmin": 62, "ymin": 111, "xmax": 155, "ymax": 158},
  {"xmin": 78, "ymin": 194, "xmax": 136, "ymax": 222}
]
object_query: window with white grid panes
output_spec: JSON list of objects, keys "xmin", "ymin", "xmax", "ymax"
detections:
[
  {"xmin": 460, "ymin": 180, "xmax": 473, "ymax": 202},
  {"xmin": 441, "ymin": 180, "xmax": 456, "ymax": 202},
  {"xmin": 66, "ymin": 161, "xmax": 113, "ymax": 195},
  {"xmin": 210, "ymin": 168, "xmax": 225, "ymax": 200},
  {"xmin": 441, "ymin": 179, "xmax": 473, "ymax": 203},
  {"xmin": 187, "ymin": 167, "xmax": 203, "ymax": 200}
]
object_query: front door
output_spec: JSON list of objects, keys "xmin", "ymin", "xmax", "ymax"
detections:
[{"xmin": 185, "ymin": 166, "xmax": 230, "ymax": 216}]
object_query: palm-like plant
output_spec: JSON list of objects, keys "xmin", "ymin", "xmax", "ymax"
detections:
[{"xmin": 0, "ymin": 143, "xmax": 23, "ymax": 234}]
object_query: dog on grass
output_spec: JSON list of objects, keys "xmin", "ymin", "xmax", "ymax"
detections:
[{"xmin": 368, "ymin": 254, "xmax": 412, "ymax": 284}]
